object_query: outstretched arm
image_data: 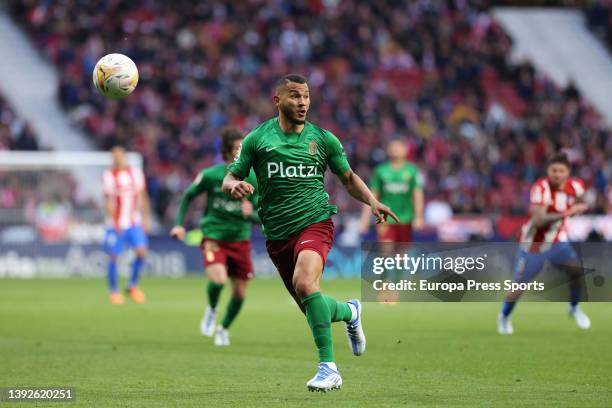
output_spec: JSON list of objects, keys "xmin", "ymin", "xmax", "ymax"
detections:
[
  {"xmin": 359, "ymin": 198, "xmax": 376, "ymax": 234},
  {"xmin": 337, "ymin": 169, "xmax": 399, "ymax": 224},
  {"xmin": 171, "ymin": 173, "xmax": 207, "ymax": 240},
  {"xmin": 171, "ymin": 190, "xmax": 197, "ymax": 240}
]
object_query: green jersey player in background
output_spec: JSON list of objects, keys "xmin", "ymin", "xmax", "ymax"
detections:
[
  {"xmin": 222, "ymin": 74, "xmax": 399, "ymax": 392},
  {"xmin": 171, "ymin": 127, "xmax": 259, "ymax": 346},
  {"xmin": 359, "ymin": 139, "xmax": 424, "ymax": 303},
  {"xmin": 359, "ymin": 139, "xmax": 424, "ymax": 242}
]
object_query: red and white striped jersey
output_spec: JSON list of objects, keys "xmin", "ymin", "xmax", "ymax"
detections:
[
  {"xmin": 520, "ymin": 177, "xmax": 585, "ymax": 252},
  {"xmin": 103, "ymin": 166, "xmax": 146, "ymax": 230}
]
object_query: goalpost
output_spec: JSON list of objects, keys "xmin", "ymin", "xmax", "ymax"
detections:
[
  {"xmin": 0, "ymin": 150, "xmax": 143, "ymax": 201},
  {"xmin": 0, "ymin": 150, "xmax": 143, "ymax": 232},
  {"xmin": 0, "ymin": 150, "xmax": 163, "ymax": 278},
  {"xmin": 0, "ymin": 150, "xmax": 270, "ymax": 279}
]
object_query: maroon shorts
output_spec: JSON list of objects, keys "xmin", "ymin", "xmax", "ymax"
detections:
[
  {"xmin": 200, "ymin": 238, "xmax": 254, "ymax": 280},
  {"xmin": 376, "ymin": 223, "xmax": 412, "ymax": 243},
  {"xmin": 266, "ymin": 218, "xmax": 334, "ymax": 298}
]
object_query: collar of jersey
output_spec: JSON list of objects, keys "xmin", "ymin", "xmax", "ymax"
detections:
[{"xmin": 274, "ymin": 116, "xmax": 309, "ymax": 143}]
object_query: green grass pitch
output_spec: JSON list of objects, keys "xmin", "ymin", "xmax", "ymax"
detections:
[{"xmin": 1, "ymin": 277, "xmax": 611, "ymax": 407}]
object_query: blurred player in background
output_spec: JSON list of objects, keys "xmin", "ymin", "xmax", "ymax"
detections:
[
  {"xmin": 359, "ymin": 139, "xmax": 424, "ymax": 303},
  {"xmin": 171, "ymin": 127, "xmax": 259, "ymax": 346},
  {"xmin": 223, "ymin": 74, "xmax": 399, "ymax": 392},
  {"xmin": 498, "ymin": 153, "xmax": 591, "ymax": 334},
  {"xmin": 359, "ymin": 139, "xmax": 424, "ymax": 241},
  {"xmin": 102, "ymin": 145, "xmax": 151, "ymax": 305}
]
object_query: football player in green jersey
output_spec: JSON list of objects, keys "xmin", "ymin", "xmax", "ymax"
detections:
[
  {"xmin": 222, "ymin": 74, "xmax": 399, "ymax": 392},
  {"xmin": 171, "ymin": 127, "xmax": 259, "ymax": 347},
  {"xmin": 359, "ymin": 139, "xmax": 424, "ymax": 303},
  {"xmin": 359, "ymin": 139, "xmax": 424, "ymax": 242}
]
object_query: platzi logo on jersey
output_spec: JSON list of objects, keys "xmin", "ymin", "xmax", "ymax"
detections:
[{"xmin": 267, "ymin": 162, "xmax": 318, "ymax": 178}]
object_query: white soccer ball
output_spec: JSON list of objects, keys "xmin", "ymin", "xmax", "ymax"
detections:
[{"xmin": 92, "ymin": 53, "xmax": 139, "ymax": 99}]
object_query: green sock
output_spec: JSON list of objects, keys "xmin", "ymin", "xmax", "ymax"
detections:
[
  {"xmin": 207, "ymin": 281, "xmax": 224, "ymax": 309},
  {"xmin": 221, "ymin": 297, "xmax": 244, "ymax": 329},
  {"xmin": 302, "ymin": 291, "xmax": 334, "ymax": 363},
  {"xmin": 323, "ymin": 295, "xmax": 353, "ymax": 322}
]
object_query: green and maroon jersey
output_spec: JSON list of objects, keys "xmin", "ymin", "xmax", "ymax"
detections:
[
  {"xmin": 175, "ymin": 163, "xmax": 258, "ymax": 242},
  {"xmin": 228, "ymin": 117, "xmax": 350, "ymax": 240},
  {"xmin": 370, "ymin": 161, "xmax": 423, "ymax": 224}
]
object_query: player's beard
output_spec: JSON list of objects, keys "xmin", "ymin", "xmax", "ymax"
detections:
[{"xmin": 280, "ymin": 104, "xmax": 306, "ymax": 125}]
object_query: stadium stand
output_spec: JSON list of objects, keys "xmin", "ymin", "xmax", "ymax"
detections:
[
  {"xmin": 9, "ymin": 0, "xmax": 612, "ymax": 226},
  {"xmin": 0, "ymin": 94, "xmax": 40, "ymax": 151}
]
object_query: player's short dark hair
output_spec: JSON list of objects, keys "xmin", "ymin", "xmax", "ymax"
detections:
[
  {"xmin": 275, "ymin": 74, "xmax": 308, "ymax": 91},
  {"xmin": 547, "ymin": 152, "xmax": 570, "ymax": 168},
  {"xmin": 220, "ymin": 126, "xmax": 243, "ymax": 158}
]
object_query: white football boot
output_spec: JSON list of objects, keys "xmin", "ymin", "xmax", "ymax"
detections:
[
  {"xmin": 570, "ymin": 305, "xmax": 591, "ymax": 330},
  {"xmin": 345, "ymin": 299, "xmax": 366, "ymax": 355},
  {"xmin": 214, "ymin": 326, "xmax": 230, "ymax": 346},
  {"xmin": 497, "ymin": 313, "xmax": 514, "ymax": 335},
  {"xmin": 200, "ymin": 306, "xmax": 217, "ymax": 337},
  {"xmin": 306, "ymin": 363, "xmax": 342, "ymax": 392}
]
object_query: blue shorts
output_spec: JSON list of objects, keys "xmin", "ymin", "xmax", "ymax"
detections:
[
  {"xmin": 512, "ymin": 242, "xmax": 579, "ymax": 283},
  {"xmin": 103, "ymin": 226, "xmax": 148, "ymax": 256}
]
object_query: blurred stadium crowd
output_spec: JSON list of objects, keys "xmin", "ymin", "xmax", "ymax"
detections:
[
  {"xmin": 5, "ymin": 0, "xmax": 612, "ymax": 227},
  {"xmin": 0, "ymin": 95, "xmax": 39, "ymax": 151}
]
